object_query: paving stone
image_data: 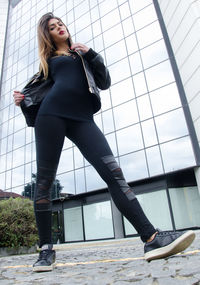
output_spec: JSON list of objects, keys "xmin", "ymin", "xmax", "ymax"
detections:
[{"xmin": 0, "ymin": 231, "xmax": 199, "ymax": 285}]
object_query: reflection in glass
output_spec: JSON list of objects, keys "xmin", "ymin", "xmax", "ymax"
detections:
[
  {"xmin": 105, "ymin": 133, "xmax": 118, "ymax": 157},
  {"xmin": 76, "ymin": 25, "xmax": 92, "ymax": 43},
  {"xmin": 64, "ymin": 207, "xmax": 84, "ymax": 242},
  {"xmin": 109, "ymin": 58, "xmax": 131, "ymax": 84},
  {"xmin": 74, "ymin": 147, "xmax": 84, "ymax": 169},
  {"xmin": 13, "ymin": 129, "xmax": 25, "ymax": 149},
  {"xmin": 119, "ymin": 2, "xmax": 131, "ymax": 20},
  {"xmin": 14, "ymin": 114, "xmax": 26, "ymax": 132},
  {"xmin": 122, "ymin": 17, "xmax": 135, "ymax": 37},
  {"xmin": 83, "ymin": 201, "xmax": 114, "ymax": 240},
  {"xmin": 85, "ymin": 165, "xmax": 106, "ymax": 191},
  {"xmin": 117, "ymin": 124, "xmax": 144, "ymax": 155},
  {"xmin": 129, "ymin": 0, "xmax": 153, "ymax": 14},
  {"xmin": 133, "ymin": 72, "xmax": 147, "ymax": 96},
  {"xmin": 13, "ymin": 147, "xmax": 25, "ymax": 168},
  {"xmin": 57, "ymin": 171, "xmax": 75, "ymax": 195},
  {"xmin": 129, "ymin": 52, "xmax": 143, "ymax": 75},
  {"xmin": 75, "ymin": 168, "xmax": 85, "ymax": 194},
  {"xmin": 125, "ymin": 33, "xmax": 138, "ymax": 55},
  {"xmin": 146, "ymin": 145, "xmax": 164, "ymax": 176},
  {"xmin": 137, "ymin": 21, "xmax": 162, "ymax": 49},
  {"xmin": 105, "ymin": 40, "xmax": 127, "ymax": 66},
  {"xmin": 101, "ymin": 9, "xmax": 120, "ymax": 31},
  {"xmin": 103, "ymin": 24, "xmax": 123, "ymax": 48},
  {"xmin": 110, "ymin": 78, "xmax": 135, "ymax": 107},
  {"xmin": 145, "ymin": 60, "xmax": 175, "ymax": 91},
  {"xmin": 137, "ymin": 94, "xmax": 153, "ymax": 120},
  {"xmin": 141, "ymin": 39, "xmax": 168, "ymax": 69},
  {"xmin": 0, "ymin": 154, "xmax": 6, "ymax": 173},
  {"xmin": 141, "ymin": 119, "xmax": 158, "ymax": 147},
  {"xmin": 99, "ymin": 0, "xmax": 118, "ymax": 17},
  {"xmin": 6, "ymin": 152, "xmax": 12, "ymax": 170},
  {"xmin": 119, "ymin": 150, "xmax": 148, "ymax": 181},
  {"xmin": 92, "ymin": 20, "xmax": 102, "ymax": 37},
  {"xmin": 161, "ymin": 137, "xmax": 196, "ymax": 172},
  {"xmin": 124, "ymin": 189, "xmax": 172, "ymax": 235},
  {"xmin": 100, "ymin": 89, "xmax": 111, "ymax": 111},
  {"xmin": 94, "ymin": 34, "xmax": 104, "ymax": 52},
  {"xmin": 102, "ymin": 109, "xmax": 115, "ymax": 134},
  {"xmin": 12, "ymin": 165, "xmax": 24, "ymax": 188},
  {"xmin": 91, "ymin": 6, "xmax": 100, "ymax": 23},
  {"xmin": 25, "ymin": 143, "xmax": 32, "ymax": 163},
  {"xmin": 57, "ymin": 148, "xmax": 74, "ymax": 174},
  {"xmin": 133, "ymin": 4, "xmax": 157, "ymax": 31},
  {"xmin": 150, "ymin": 83, "xmax": 181, "ymax": 116},
  {"xmin": 94, "ymin": 113, "xmax": 103, "ymax": 132},
  {"xmin": 0, "ymin": 173, "xmax": 5, "ymax": 191},
  {"xmin": 169, "ymin": 187, "xmax": 200, "ymax": 229},
  {"xmin": 113, "ymin": 100, "xmax": 139, "ymax": 129},
  {"xmin": 155, "ymin": 108, "xmax": 189, "ymax": 143},
  {"xmin": 6, "ymin": 170, "xmax": 12, "ymax": 189},
  {"xmin": 25, "ymin": 163, "xmax": 32, "ymax": 183}
]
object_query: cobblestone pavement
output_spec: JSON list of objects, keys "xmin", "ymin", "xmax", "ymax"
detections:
[{"xmin": 0, "ymin": 231, "xmax": 200, "ymax": 285}]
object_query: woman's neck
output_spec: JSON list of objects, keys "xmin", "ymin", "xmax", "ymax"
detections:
[{"xmin": 56, "ymin": 42, "xmax": 70, "ymax": 53}]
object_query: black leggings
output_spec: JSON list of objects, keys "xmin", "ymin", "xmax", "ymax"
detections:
[{"xmin": 34, "ymin": 115, "xmax": 155, "ymax": 246}]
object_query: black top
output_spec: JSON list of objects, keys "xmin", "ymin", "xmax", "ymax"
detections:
[{"xmin": 38, "ymin": 54, "xmax": 94, "ymax": 121}]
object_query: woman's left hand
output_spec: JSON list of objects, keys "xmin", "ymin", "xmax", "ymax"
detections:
[{"xmin": 71, "ymin": 43, "xmax": 89, "ymax": 54}]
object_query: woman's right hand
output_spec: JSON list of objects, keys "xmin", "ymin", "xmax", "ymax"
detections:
[{"xmin": 13, "ymin": 91, "xmax": 25, "ymax": 106}]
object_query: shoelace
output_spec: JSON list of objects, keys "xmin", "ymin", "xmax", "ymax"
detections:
[{"xmin": 38, "ymin": 250, "xmax": 50, "ymax": 261}]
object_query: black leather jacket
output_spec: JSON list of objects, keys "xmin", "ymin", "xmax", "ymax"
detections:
[{"xmin": 20, "ymin": 48, "xmax": 111, "ymax": 127}]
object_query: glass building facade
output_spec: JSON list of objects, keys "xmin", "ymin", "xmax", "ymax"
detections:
[{"xmin": 0, "ymin": 0, "xmax": 200, "ymax": 242}]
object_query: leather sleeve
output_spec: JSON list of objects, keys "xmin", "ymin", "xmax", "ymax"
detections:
[{"xmin": 83, "ymin": 48, "xmax": 111, "ymax": 90}]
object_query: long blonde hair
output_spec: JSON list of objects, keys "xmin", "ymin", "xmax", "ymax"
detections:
[{"xmin": 37, "ymin": 12, "xmax": 73, "ymax": 79}]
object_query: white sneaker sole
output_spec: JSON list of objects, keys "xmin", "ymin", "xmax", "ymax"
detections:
[
  {"xmin": 144, "ymin": 230, "xmax": 195, "ymax": 262},
  {"xmin": 33, "ymin": 262, "xmax": 55, "ymax": 272}
]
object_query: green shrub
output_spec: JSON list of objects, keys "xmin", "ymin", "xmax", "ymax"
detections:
[{"xmin": 0, "ymin": 197, "xmax": 38, "ymax": 248}]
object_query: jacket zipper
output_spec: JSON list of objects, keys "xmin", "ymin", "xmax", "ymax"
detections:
[{"xmin": 75, "ymin": 50, "xmax": 93, "ymax": 93}]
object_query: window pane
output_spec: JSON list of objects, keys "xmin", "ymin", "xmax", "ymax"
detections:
[
  {"xmin": 83, "ymin": 201, "xmax": 114, "ymax": 240},
  {"xmin": 150, "ymin": 83, "xmax": 182, "ymax": 116},
  {"xmin": 124, "ymin": 189, "xmax": 172, "ymax": 235},
  {"xmin": 141, "ymin": 119, "xmax": 158, "ymax": 147},
  {"xmin": 161, "ymin": 137, "xmax": 196, "ymax": 172},
  {"xmin": 109, "ymin": 58, "xmax": 131, "ymax": 84},
  {"xmin": 133, "ymin": 4, "xmax": 157, "ymax": 31},
  {"xmin": 57, "ymin": 171, "xmax": 75, "ymax": 195},
  {"xmin": 113, "ymin": 100, "xmax": 139, "ymax": 129},
  {"xmin": 75, "ymin": 168, "xmax": 86, "ymax": 194},
  {"xmin": 102, "ymin": 109, "xmax": 115, "ymax": 134},
  {"xmin": 137, "ymin": 94, "xmax": 153, "ymax": 120},
  {"xmin": 145, "ymin": 60, "xmax": 175, "ymax": 91},
  {"xmin": 129, "ymin": 52, "xmax": 143, "ymax": 75},
  {"xmin": 103, "ymin": 24, "xmax": 123, "ymax": 47},
  {"xmin": 141, "ymin": 39, "xmax": 168, "ymax": 69},
  {"xmin": 146, "ymin": 146, "xmax": 164, "ymax": 176},
  {"xmin": 137, "ymin": 21, "xmax": 162, "ymax": 49},
  {"xmin": 133, "ymin": 72, "xmax": 147, "ymax": 96},
  {"xmin": 119, "ymin": 150, "xmax": 148, "ymax": 181},
  {"xmin": 155, "ymin": 109, "xmax": 189, "ymax": 143},
  {"xmin": 64, "ymin": 207, "xmax": 84, "ymax": 242},
  {"xmin": 105, "ymin": 40, "xmax": 127, "ymax": 65},
  {"xmin": 57, "ymin": 149, "xmax": 74, "ymax": 174},
  {"xmin": 169, "ymin": 187, "xmax": 200, "ymax": 229},
  {"xmin": 117, "ymin": 124, "xmax": 144, "ymax": 155},
  {"xmin": 110, "ymin": 78, "xmax": 135, "ymax": 106},
  {"xmin": 85, "ymin": 165, "xmax": 106, "ymax": 191}
]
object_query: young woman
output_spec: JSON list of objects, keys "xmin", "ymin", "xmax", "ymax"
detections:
[{"xmin": 13, "ymin": 13, "xmax": 195, "ymax": 272}]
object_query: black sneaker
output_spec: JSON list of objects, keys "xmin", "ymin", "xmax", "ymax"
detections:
[
  {"xmin": 33, "ymin": 249, "xmax": 56, "ymax": 272},
  {"xmin": 144, "ymin": 229, "xmax": 195, "ymax": 262}
]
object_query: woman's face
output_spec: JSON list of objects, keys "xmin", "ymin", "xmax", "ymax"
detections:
[{"xmin": 48, "ymin": 18, "xmax": 69, "ymax": 45}]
